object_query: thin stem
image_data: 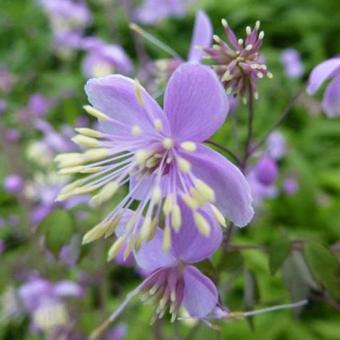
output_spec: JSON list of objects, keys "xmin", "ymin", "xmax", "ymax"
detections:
[
  {"xmin": 250, "ymin": 86, "xmax": 305, "ymax": 154},
  {"xmin": 130, "ymin": 23, "xmax": 181, "ymax": 59},
  {"xmin": 241, "ymin": 82, "xmax": 255, "ymax": 171},
  {"xmin": 205, "ymin": 140, "xmax": 241, "ymax": 165}
]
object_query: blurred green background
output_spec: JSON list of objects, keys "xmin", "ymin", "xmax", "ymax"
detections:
[{"xmin": 1, "ymin": 0, "xmax": 340, "ymax": 339}]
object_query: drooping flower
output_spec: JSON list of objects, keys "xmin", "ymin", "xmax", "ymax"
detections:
[
  {"xmin": 204, "ymin": 20, "xmax": 273, "ymax": 100},
  {"xmin": 136, "ymin": 0, "xmax": 192, "ymax": 25},
  {"xmin": 307, "ymin": 57, "xmax": 340, "ymax": 118},
  {"xmin": 81, "ymin": 37, "xmax": 133, "ymax": 78},
  {"xmin": 56, "ymin": 63, "xmax": 254, "ymax": 254},
  {"xmin": 132, "ymin": 203, "xmax": 222, "ymax": 322},
  {"xmin": 18, "ymin": 276, "xmax": 83, "ymax": 333},
  {"xmin": 266, "ymin": 131, "xmax": 287, "ymax": 160},
  {"xmin": 281, "ymin": 48, "xmax": 304, "ymax": 79}
]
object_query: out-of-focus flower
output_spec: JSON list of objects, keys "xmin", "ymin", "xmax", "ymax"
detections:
[
  {"xmin": 59, "ymin": 236, "xmax": 81, "ymax": 267},
  {"xmin": 204, "ymin": 20, "xmax": 272, "ymax": 100},
  {"xmin": 253, "ymin": 156, "xmax": 278, "ymax": 186},
  {"xmin": 307, "ymin": 57, "xmax": 340, "ymax": 118},
  {"xmin": 4, "ymin": 128, "xmax": 21, "ymax": 143},
  {"xmin": 281, "ymin": 48, "xmax": 304, "ymax": 79},
  {"xmin": 105, "ymin": 323, "xmax": 127, "ymax": 340},
  {"xmin": 56, "ymin": 63, "xmax": 253, "ymax": 255},
  {"xmin": 266, "ymin": 131, "xmax": 287, "ymax": 160},
  {"xmin": 132, "ymin": 203, "xmax": 221, "ymax": 322},
  {"xmin": 136, "ymin": 0, "xmax": 192, "ymax": 25},
  {"xmin": 3, "ymin": 174, "xmax": 24, "ymax": 194},
  {"xmin": 283, "ymin": 176, "xmax": 299, "ymax": 195},
  {"xmin": 18, "ymin": 276, "xmax": 83, "ymax": 333},
  {"xmin": 0, "ymin": 66, "xmax": 15, "ymax": 94},
  {"xmin": 81, "ymin": 37, "xmax": 133, "ymax": 78},
  {"xmin": 40, "ymin": 0, "xmax": 91, "ymax": 55},
  {"xmin": 154, "ymin": 10, "xmax": 212, "ymax": 83}
]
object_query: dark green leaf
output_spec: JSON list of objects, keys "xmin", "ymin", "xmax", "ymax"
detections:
[
  {"xmin": 269, "ymin": 238, "xmax": 292, "ymax": 275},
  {"xmin": 304, "ymin": 242, "xmax": 340, "ymax": 300}
]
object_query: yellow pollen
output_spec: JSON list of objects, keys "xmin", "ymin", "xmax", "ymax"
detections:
[
  {"xmin": 58, "ymin": 166, "xmax": 84, "ymax": 175},
  {"xmin": 136, "ymin": 149, "xmax": 150, "ymax": 165},
  {"xmin": 152, "ymin": 186, "xmax": 162, "ymax": 203},
  {"xmin": 162, "ymin": 138, "xmax": 173, "ymax": 150},
  {"xmin": 154, "ymin": 119, "xmax": 163, "ymax": 132},
  {"xmin": 163, "ymin": 194, "xmax": 173, "ymax": 215},
  {"xmin": 162, "ymin": 226, "xmax": 171, "ymax": 252},
  {"xmin": 171, "ymin": 204, "xmax": 182, "ymax": 232},
  {"xmin": 180, "ymin": 141, "xmax": 197, "ymax": 152},
  {"xmin": 83, "ymin": 105, "xmax": 110, "ymax": 121},
  {"xmin": 177, "ymin": 157, "xmax": 191, "ymax": 173},
  {"xmin": 82, "ymin": 223, "xmax": 107, "ymax": 244},
  {"xmin": 104, "ymin": 216, "xmax": 122, "ymax": 238},
  {"xmin": 90, "ymin": 181, "xmax": 119, "ymax": 207},
  {"xmin": 195, "ymin": 179, "xmax": 215, "ymax": 202},
  {"xmin": 193, "ymin": 212, "xmax": 211, "ymax": 236},
  {"xmin": 131, "ymin": 125, "xmax": 142, "ymax": 137},
  {"xmin": 221, "ymin": 18, "xmax": 228, "ymax": 28},
  {"xmin": 181, "ymin": 193, "xmax": 199, "ymax": 210},
  {"xmin": 84, "ymin": 148, "xmax": 110, "ymax": 161}
]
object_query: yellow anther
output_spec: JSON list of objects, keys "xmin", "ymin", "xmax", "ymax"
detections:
[
  {"xmin": 154, "ymin": 119, "xmax": 163, "ymax": 132},
  {"xmin": 152, "ymin": 186, "xmax": 162, "ymax": 203},
  {"xmin": 55, "ymin": 185, "xmax": 96, "ymax": 201},
  {"xmin": 59, "ymin": 180, "xmax": 82, "ymax": 195},
  {"xmin": 124, "ymin": 236, "xmax": 135, "ymax": 260},
  {"xmin": 177, "ymin": 157, "xmax": 191, "ymax": 173},
  {"xmin": 238, "ymin": 38, "xmax": 244, "ymax": 46},
  {"xmin": 211, "ymin": 205, "xmax": 226, "ymax": 227},
  {"xmin": 222, "ymin": 70, "xmax": 233, "ymax": 82},
  {"xmin": 181, "ymin": 193, "xmax": 199, "ymax": 210},
  {"xmin": 193, "ymin": 212, "xmax": 211, "ymax": 236},
  {"xmin": 259, "ymin": 31, "xmax": 264, "ymax": 40},
  {"xmin": 71, "ymin": 135, "xmax": 99, "ymax": 147},
  {"xmin": 162, "ymin": 138, "xmax": 173, "ymax": 150},
  {"xmin": 195, "ymin": 179, "xmax": 215, "ymax": 202},
  {"xmin": 246, "ymin": 26, "xmax": 252, "ymax": 35},
  {"xmin": 245, "ymin": 44, "xmax": 253, "ymax": 51},
  {"xmin": 131, "ymin": 125, "xmax": 142, "ymax": 137},
  {"xmin": 84, "ymin": 148, "xmax": 110, "ymax": 161},
  {"xmin": 163, "ymin": 194, "xmax": 173, "ymax": 215},
  {"xmin": 58, "ymin": 166, "xmax": 84, "ymax": 175},
  {"xmin": 82, "ymin": 223, "xmax": 106, "ymax": 244},
  {"xmin": 221, "ymin": 18, "xmax": 228, "ymax": 28},
  {"xmin": 213, "ymin": 35, "xmax": 221, "ymax": 43},
  {"xmin": 140, "ymin": 216, "xmax": 152, "ymax": 240},
  {"xmin": 162, "ymin": 226, "xmax": 171, "ymax": 252},
  {"xmin": 180, "ymin": 141, "xmax": 197, "ymax": 152},
  {"xmin": 104, "ymin": 216, "xmax": 122, "ymax": 238},
  {"xmin": 134, "ymin": 78, "xmax": 145, "ymax": 107},
  {"xmin": 80, "ymin": 166, "xmax": 103, "ymax": 174},
  {"xmin": 75, "ymin": 128, "xmax": 103, "ymax": 138},
  {"xmin": 171, "ymin": 204, "xmax": 181, "ymax": 232},
  {"xmin": 90, "ymin": 182, "xmax": 118, "ymax": 207},
  {"xmin": 107, "ymin": 237, "xmax": 125, "ymax": 261},
  {"xmin": 135, "ymin": 149, "xmax": 150, "ymax": 165},
  {"xmin": 55, "ymin": 153, "xmax": 84, "ymax": 167},
  {"xmin": 83, "ymin": 105, "xmax": 110, "ymax": 121}
]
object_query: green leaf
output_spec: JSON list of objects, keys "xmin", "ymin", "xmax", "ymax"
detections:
[
  {"xmin": 217, "ymin": 250, "xmax": 244, "ymax": 273},
  {"xmin": 268, "ymin": 238, "xmax": 292, "ymax": 275},
  {"xmin": 243, "ymin": 269, "xmax": 260, "ymax": 330},
  {"xmin": 39, "ymin": 210, "xmax": 74, "ymax": 254},
  {"xmin": 304, "ymin": 242, "xmax": 340, "ymax": 300}
]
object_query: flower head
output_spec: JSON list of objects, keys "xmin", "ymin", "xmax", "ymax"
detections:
[
  {"xmin": 307, "ymin": 57, "xmax": 340, "ymax": 118},
  {"xmin": 81, "ymin": 37, "xmax": 133, "ymax": 78},
  {"xmin": 56, "ymin": 63, "xmax": 253, "ymax": 255},
  {"xmin": 3, "ymin": 174, "xmax": 24, "ymax": 194},
  {"xmin": 281, "ymin": 48, "xmax": 304, "ymax": 79},
  {"xmin": 134, "ymin": 203, "xmax": 222, "ymax": 322},
  {"xmin": 204, "ymin": 20, "xmax": 272, "ymax": 100}
]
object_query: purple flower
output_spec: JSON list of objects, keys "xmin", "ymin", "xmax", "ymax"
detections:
[
  {"xmin": 133, "ymin": 203, "xmax": 222, "ymax": 321},
  {"xmin": 4, "ymin": 128, "xmax": 21, "ymax": 143},
  {"xmin": 266, "ymin": 131, "xmax": 287, "ymax": 160},
  {"xmin": 204, "ymin": 20, "xmax": 273, "ymax": 100},
  {"xmin": 56, "ymin": 63, "xmax": 254, "ymax": 255},
  {"xmin": 0, "ymin": 99, "xmax": 7, "ymax": 114},
  {"xmin": 136, "ymin": 0, "xmax": 192, "ymax": 25},
  {"xmin": 253, "ymin": 156, "xmax": 278, "ymax": 186},
  {"xmin": 18, "ymin": 276, "xmax": 83, "ymax": 332},
  {"xmin": 0, "ymin": 66, "xmax": 15, "ymax": 94},
  {"xmin": 307, "ymin": 57, "xmax": 340, "ymax": 118},
  {"xmin": 281, "ymin": 48, "xmax": 304, "ymax": 79},
  {"xmin": 105, "ymin": 323, "xmax": 127, "ymax": 340},
  {"xmin": 27, "ymin": 93, "xmax": 52, "ymax": 118},
  {"xmin": 81, "ymin": 37, "xmax": 133, "ymax": 78},
  {"xmin": 3, "ymin": 174, "xmax": 24, "ymax": 194},
  {"xmin": 283, "ymin": 176, "xmax": 299, "ymax": 195}
]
